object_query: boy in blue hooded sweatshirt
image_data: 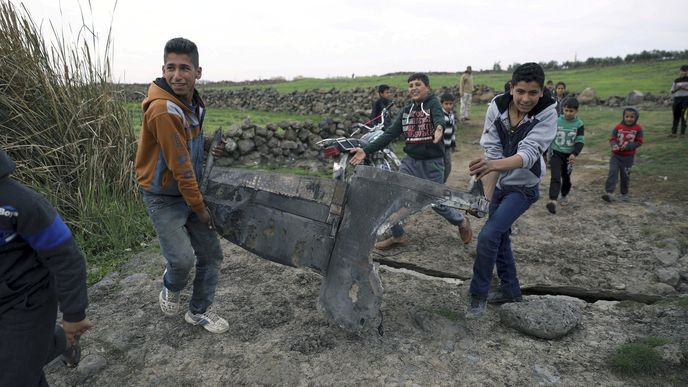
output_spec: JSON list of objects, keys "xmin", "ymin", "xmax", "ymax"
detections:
[
  {"xmin": 349, "ymin": 73, "xmax": 473, "ymax": 250},
  {"xmin": 465, "ymin": 63, "xmax": 557, "ymax": 319}
]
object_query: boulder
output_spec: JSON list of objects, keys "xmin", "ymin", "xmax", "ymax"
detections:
[
  {"xmin": 655, "ymin": 267, "xmax": 680, "ymax": 287},
  {"xmin": 576, "ymin": 88, "xmax": 597, "ymax": 104},
  {"xmin": 626, "ymin": 90, "xmax": 644, "ymax": 105},
  {"xmin": 499, "ymin": 296, "xmax": 582, "ymax": 339}
]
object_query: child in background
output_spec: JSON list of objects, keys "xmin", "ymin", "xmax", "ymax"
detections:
[
  {"xmin": 371, "ymin": 84, "xmax": 392, "ymax": 125},
  {"xmin": 670, "ymin": 64, "xmax": 688, "ymax": 137},
  {"xmin": 602, "ymin": 107, "xmax": 644, "ymax": 202},
  {"xmin": 546, "ymin": 97, "xmax": 585, "ymax": 214},
  {"xmin": 440, "ymin": 92, "xmax": 457, "ymax": 182},
  {"xmin": 554, "ymin": 82, "xmax": 568, "ymax": 115}
]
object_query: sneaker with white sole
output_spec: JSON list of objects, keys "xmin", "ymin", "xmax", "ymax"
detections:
[
  {"xmin": 184, "ymin": 309, "xmax": 229, "ymax": 333},
  {"xmin": 159, "ymin": 286, "xmax": 182, "ymax": 316}
]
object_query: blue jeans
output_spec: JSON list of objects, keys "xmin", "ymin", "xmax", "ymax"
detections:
[
  {"xmin": 390, "ymin": 156, "xmax": 465, "ymax": 237},
  {"xmin": 142, "ymin": 192, "xmax": 223, "ymax": 314},
  {"xmin": 604, "ymin": 154, "xmax": 634, "ymax": 195},
  {"xmin": 469, "ymin": 185, "xmax": 539, "ymax": 299}
]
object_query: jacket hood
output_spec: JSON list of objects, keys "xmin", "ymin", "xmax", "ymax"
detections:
[
  {"xmin": 0, "ymin": 148, "xmax": 15, "ymax": 180},
  {"xmin": 621, "ymin": 106, "xmax": 640, "ymax": 125},
  {"xmin": 142, "ymin": 78, "xmax": 204, "ymax": 113}
]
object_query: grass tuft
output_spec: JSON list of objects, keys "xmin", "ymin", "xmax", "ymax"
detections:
[{"xmin": 608, "ymin": 336, "xmax": 670, "ymax": 375}]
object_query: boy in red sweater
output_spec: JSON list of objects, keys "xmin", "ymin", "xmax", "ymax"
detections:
[{"xmin": 602, "ymin": 107, "xmax": 644, "ymax": 202}]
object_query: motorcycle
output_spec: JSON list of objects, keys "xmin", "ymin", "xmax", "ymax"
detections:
[{"xmin": 317, "ymin": 103, "xmax": 401, "ymax": 181}]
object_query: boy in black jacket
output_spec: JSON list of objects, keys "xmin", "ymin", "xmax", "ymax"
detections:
[
  {"xmin": 350, "ymin": 73, "xmax": 472, "ymax": 250},
  {"xmin": 0, "ymin": 148, "xmax": 92, "ymax": 386}
]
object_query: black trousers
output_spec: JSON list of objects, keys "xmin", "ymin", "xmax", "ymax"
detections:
[
  {"xmin": 548, "ymin": 150, "xmax": 572, "ymax": 200},
  {"xmin": 0, "ymin": 287, "xmax": 66, "ymax": 387},
  {"xmin": 672, "ymin": 96, "xmax": 688, "ymax": 134}
]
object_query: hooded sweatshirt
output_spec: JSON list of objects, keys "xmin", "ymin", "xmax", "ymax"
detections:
[
  {"xmin": 671, "ymin": 75, "xmax": 688, "ymax": 98},
  {"xmin": 0, "ymin": 149, "xmax": 88, "ymax": 321},
  {"xmin": 135, "ymin": 78, "xmax": 206, "ymax": 214},
  {"xmin": 481, "ymin": 92, "xmax": 557, "ymax": 188},
  {"xmin": 363, "ymin": 93, "xmax": 446, "ymax": 160},
  {"xmin": 609, "ymin": 107, "xmax": 643, "ymax": 157}
]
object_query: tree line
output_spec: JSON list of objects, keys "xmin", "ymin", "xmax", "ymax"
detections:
[{"xmin": 492, "ymin": 49, "xmax": 688, "ymax": 72}]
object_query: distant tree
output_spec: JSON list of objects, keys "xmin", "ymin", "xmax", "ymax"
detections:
[{"xmin": 492, "ymin": 61, "xmax": 502, "ymax": 72}]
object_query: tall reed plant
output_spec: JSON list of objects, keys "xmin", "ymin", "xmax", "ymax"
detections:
[{"xmin": 0, "ymin": 1, "xmax": 153, "ymax": 282}]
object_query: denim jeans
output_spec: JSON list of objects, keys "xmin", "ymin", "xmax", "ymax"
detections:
[
  {"xmin": 605, "ymin": 154, "xmax": 634, "ymax": 195},
  {"xmin": 469, "ymin": 184, "xmax": 539, "ymax": 299},
  {"xmin": 390, "ymin": 156, "xmax": 465, "ymax": 237},
  {"xmin": 142, "ymin": 192, "xmax": 223, "ymax": 314}
]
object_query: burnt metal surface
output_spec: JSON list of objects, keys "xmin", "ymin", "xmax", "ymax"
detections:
[{"xmin": 205, "ymin": 165, "xmax": 488, "ymax": 332}]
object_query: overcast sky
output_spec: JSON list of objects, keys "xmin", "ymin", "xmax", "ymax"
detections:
[{"xmin": 13, "ymin": 0, "xmax": 688, "ymax": 83}]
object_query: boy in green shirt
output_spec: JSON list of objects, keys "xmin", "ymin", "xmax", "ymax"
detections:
[{"xmin": 546, "ymin": 97, "xmax": 585, "ymax": 214}]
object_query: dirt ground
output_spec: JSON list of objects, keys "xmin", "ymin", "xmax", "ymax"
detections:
[{"xmin": 46, "ymin": 120, "xmax": 687, "ymax": 386}]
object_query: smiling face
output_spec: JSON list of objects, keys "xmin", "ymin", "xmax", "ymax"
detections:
[
  {"xmin": 408, "ymin": 79, "xmax": 430, "ymax": 102},
  {"xmin": 162, "ymin": 53, "xmax": 202, "ymax": 103},
  {"xmin": 510, "ymin": 81, "xmax": 543, "ymax": 114}
]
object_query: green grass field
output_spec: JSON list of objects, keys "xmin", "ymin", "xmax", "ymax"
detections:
[
  {"xmin": 200, "ymin": 59, "xmax": 686, "ymax": 99},
  {"xmin": 459, "ymin": 104, "xmax": 687, "ymax": 202}
]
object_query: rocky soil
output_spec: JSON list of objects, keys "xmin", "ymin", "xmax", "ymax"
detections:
[{"xmin": 46, "ymin": 121, "xmax": 687, "ymax": 386}]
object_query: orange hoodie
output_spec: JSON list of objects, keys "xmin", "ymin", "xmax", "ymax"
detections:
[{"xmin": 135, "ymin": 79, "xmax": 206, "ymax": 214}]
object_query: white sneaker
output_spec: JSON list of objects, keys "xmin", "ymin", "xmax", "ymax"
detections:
[
  {"xmin": 184, "ymin": 308, "xmax": 229, "ymax": 333},
  {"xmin": 159, "ymin": 286, "xmax": 182, "ymax": 316}
]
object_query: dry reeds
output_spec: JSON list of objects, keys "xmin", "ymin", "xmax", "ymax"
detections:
[{"xmin": 0, "ymin": 1, "xmax": 146, "ymax": 258}]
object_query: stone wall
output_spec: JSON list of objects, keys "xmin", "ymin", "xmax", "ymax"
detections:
[
  {"xmin": 122, "ymin": 84, "xmax": 672, "ymax": 116},
  {"xmin": 215, "ymin": 115, "xmax": 375, "ymax": 173}
]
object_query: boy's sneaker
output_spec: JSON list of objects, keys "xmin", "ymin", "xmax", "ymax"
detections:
[
  {"xmin": 601, "ymin": 193, "xmax": 613, "ymax": 202},
  {"xmin": 559, "ymin": 196, "xmax": 569, "ymax": 206},
  {"xmin": 159, "ymin": 286, "xmax": 182, "ymax": 316},
  {"xmin": 185, "ymin": 308, "xmax": 229, "ymax": 333},
  {"xmin": 487, "ymin": 290, "xmax": 523, "ymax": 305},
  {"xmin": 620, "ymin": 194, "xmax": 629, "ymax": 202},
  {"xmin": 60, "ymin": 336, "xmax": 81, "ymax": 368},
  {"xmin": 546, "ymin": 201, "xmax": 556, "ymax": 214},
  {"xmin": 465, "ymin": 295, "xmax": 487, "ymax": 320}
]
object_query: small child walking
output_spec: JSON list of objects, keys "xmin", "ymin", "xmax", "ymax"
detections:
[
  {"xmin": 602, "ymin": 107, "xmax": 644, "ymax": 202},
  {"xmin": 546, "ymin": 97, "xmax": 584, "ymax": 214},
  {"xmin": 440, "ymin": 92, "xmax": 457, "ymax": 183}
]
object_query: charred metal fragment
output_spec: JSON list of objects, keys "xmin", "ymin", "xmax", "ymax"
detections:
[{"xmin": 204, "ymin": 166, "xmax": 488, "ymax": 332}]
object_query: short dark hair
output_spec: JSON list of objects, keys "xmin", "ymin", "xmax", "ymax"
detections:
[
  {"xmin": 408, "ymin": 73, "xmax": 430, "ymax": 86},
  {"xmin": 562, "ymin": 97, "xmax": 579, "ymax": 110},
  {"xmin": 546, "ymin": 80, "xmax": 554, "ymax": 85},
  {"xmin": 378, "ymin": 84, "xmax": 390, "ymax": 94},
  {"xmin": 511, "ymin": 63, "xmax": 545, "ymax": 88},
  {"xmin": 555, "ymin": 81, "xmax": 566, "ymax": 89},
  {"xmin": 504, "ymin": 81, "xmax": 511, "ymax": 92},
  {"xmin": 681, "ymin": 64, "xmax": 688, "ymax": 72},
  {"xmin": 440, "ymin": 93, "xmax": 455, "ymax": 103},
  {"xmin": 164, "ymin": 37, "xmax": 199, "ymax": 68}
]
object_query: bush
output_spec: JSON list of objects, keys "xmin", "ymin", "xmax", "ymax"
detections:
[{"xmin": 608, "ymin": 337, "xmax": 670, "ymax": 375}]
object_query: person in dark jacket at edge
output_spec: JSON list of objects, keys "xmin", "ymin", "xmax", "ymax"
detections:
[{"xmin": 0, "ymin": 147, "xmax": 92, "ymax": 386}]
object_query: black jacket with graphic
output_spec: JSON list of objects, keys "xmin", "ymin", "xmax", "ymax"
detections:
[
  {"xmin": 0, "ymin": 149, "xmax": 88, "ymax": 322},
  {"xmin": 364, "ymin": 93, "xmax": 445, "ymax": 160}
]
